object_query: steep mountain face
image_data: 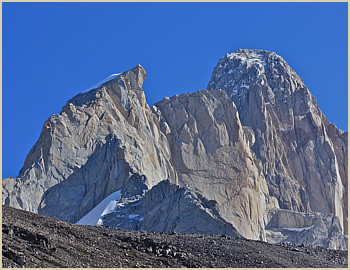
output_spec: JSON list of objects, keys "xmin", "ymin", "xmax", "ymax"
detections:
[
  {"xmin": 153, "ymin": 90, "xmax": 269, "ymax": 240},
  {"xmin": 207, "ymin": 49, "xmax": 348, "ymax": 235},
  {"xmin": 2, "ymin": 50, "xmax": 347, "ymax": 250},
  {"xmin": 2, "ymin": 65, "xmax": 177, "ymax": 223}
]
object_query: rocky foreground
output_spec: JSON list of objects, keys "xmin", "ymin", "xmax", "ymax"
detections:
[{"xmin": 2, "ymin": 205, "xmax": 348, "ymax": 268}]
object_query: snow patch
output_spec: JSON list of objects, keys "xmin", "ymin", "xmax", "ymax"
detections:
[
  {"xmin": 81, "ymin": 73, "xmax": 121, "ymax": 94},
  {"xmin": 227, "ymin": 51, "xmax": 266, "ymax": 67},
  {"xmin": 282, "ymin": 226, "xmax": 314, "ymax": 232},
  {"xmin": 240, "ymin": 83, "xmax": 249, "ymax": 89},
  {"xmin": 228, "ymin": 81, "xmax": 250, "ymax": 98},
  {"xmin": 278, "ymin": 125, "xmax": 293, "ymax": 132},
  {"xmin": 126, "ymin": 214, "xmax": 144, "ymax": 222},
  {"xmin": 76, "ymin": 190, "xmax": 122, "ymax": 225}
]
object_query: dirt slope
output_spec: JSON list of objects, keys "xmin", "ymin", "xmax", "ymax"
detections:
[{"xmin": 2, "ymin": 205, "xmax": 348, "ymax": 268}]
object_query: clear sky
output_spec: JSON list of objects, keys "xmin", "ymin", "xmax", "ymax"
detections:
[{"xmin": 2, "ymin": 2, "xmax": 348, "ymax": 178}]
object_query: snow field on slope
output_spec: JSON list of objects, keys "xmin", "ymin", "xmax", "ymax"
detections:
[{"xmin": 76, "ymin": 190, "xmax": 122, "ymax": 225}]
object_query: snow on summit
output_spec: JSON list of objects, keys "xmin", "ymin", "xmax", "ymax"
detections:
[
  {"xmin": 226, "ymin": 49, "xmax": 267, "ymax": 67},
  {"xmin": 81, "ymin": 73, "xmax": 121, "ymax": 94}
]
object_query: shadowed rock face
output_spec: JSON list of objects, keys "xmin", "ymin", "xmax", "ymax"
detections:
[
  {"xmin": 102, "ymin": 180, "xmax": 242, "ymax": 238},
  {"xmin": 265, "ymin": 208, "xmax": 348, "ymax": 250},
  {"xmin": 2, "ymin": 65, "xmax": 177, "ymax": 223},
  {"xmin": 2, "ymin": 50, "xmax": 348, "ymax": 250},
  {"xmin": 208, "ymin": 49, "xmax": 348, "ymax": 235}
]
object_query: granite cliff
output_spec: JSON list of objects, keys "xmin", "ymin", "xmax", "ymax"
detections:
[
  {"xmin": 2, "ymin": 65, "xmax": 177, "ymax": 223},
  {"xmin": 208, "ymin": 49, "xmax": 348, "ymax": 239},
  {"xmin": 2, "ymin": 49, "xmax": 348, "ymax": 250},
  {"xmin": 153, "ymin": 90, "xmax": 268, "ymax": 240}
]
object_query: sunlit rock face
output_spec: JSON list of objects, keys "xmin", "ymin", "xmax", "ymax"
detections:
[
  {"xmin": 2, "ymin": 65, "xmax": 177, "ymax": 223},
  {"xmin": 208, "ymin": 49, "xmax": 348, "ymax": 235},
  {"xmin": 154, "ymin": 90, "xmax": 269, "ymax": 240}
]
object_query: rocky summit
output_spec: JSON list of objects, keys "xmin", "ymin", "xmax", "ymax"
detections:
[
  {"xmin": 3, "ymin": 65, "xmax": 177, "ymax": 223},
  {"xmin": 2, "ymin": 49, "xmax": 348, "ymax": 255},
  {"xmin": 208, "ymin": 49, "xmax": 348, "ymax": 249}
]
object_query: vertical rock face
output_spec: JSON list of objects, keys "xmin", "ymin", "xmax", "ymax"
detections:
[
  {"xmin": 2, "ymin": 65, "xmax": 177, "ymax": 223},
  {"xmin": 207, "ymin": 49, "xmax": 348, "ymax": 234},
  {"xmin": 154, "ymin": 90, "xmax": 269, "ymax": 240}
]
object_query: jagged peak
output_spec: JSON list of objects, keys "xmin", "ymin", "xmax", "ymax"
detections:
[
  {"xmin": 123, "ymin": 64, "xmax": 147, "ymax": 91},
  {"xmin": 219, "ymin": 49, "xmax": 286, "ymax": 69},
  {"xmin": 229, "ymin": 48, "xmax": 277, "ymax": 57},
  {"xmin": 66, "ymin": 64, "xmax": 148, "ymax": 110},
  {"xmin": 225, "ymin": 49, "xmax": 267, "ymax": 62},
  {"xmin": 80, "ymin": 64, "xmax": 147, "ymax": 95},
  {"xmin": 208, "ymin": 49, "xmax": 303, "ymax": 97},
  {"xmin": 81, "ymin": 73, "xmax": 122, "ymax": 94}
]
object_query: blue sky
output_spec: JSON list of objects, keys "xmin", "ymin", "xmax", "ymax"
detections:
[{"xmin": 2, "ymin": 2, "xmax": 348, "ymax": 178}]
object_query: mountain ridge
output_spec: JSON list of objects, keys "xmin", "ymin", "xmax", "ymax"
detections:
[{"xmin": 2, "ymin": 49, "xmax": 348, "ymax": 250}]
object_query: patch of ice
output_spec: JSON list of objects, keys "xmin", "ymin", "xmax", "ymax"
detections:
[
  {"xmin": 81, "ymin": 73, "xmax": 121, "ymax": 94},
  {"xmin": 240, "ymin": 83, "xmax": 249, "ymax": 89},
  {"xmin": 278, "ymin": 125, "xmax": 293, "ymax": 131},
  {"xmin": 282, "ymin": 225, "xmax": 314, "ymax": 232},
  {"xmin": 117, "ymin": 202, "xmax": 125, "ymax": 207},
  {"xmin": 76, "ymin": 190, "xmax": 122, "ymax": 225},
  {"xmin": 228, "ymin": 81, "xmax": 250, "ymax": 98},
  {"xmin": 273, "ymin": 68, "xmax": 279, "ymax": 74},
  {"xmin": 227, "ymin": 51, "xmax": 266, "ymax": 67}
]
